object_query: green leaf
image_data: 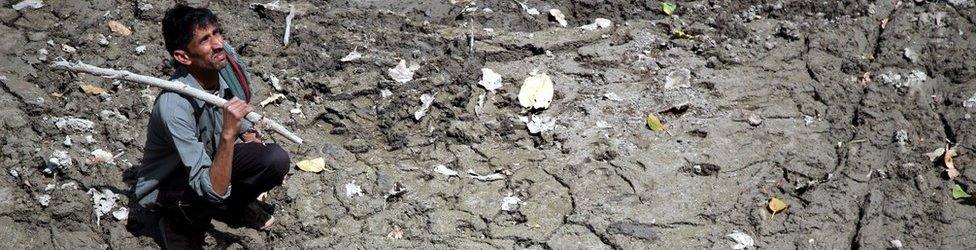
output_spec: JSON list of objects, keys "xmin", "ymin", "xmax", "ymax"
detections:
[
  {"xmin": 661, "ymin": 2, "xmax": 677, "ymax": 16},
  {"xmin": 646, "ymin": 113, "xmax": 665, "ymax": 132},
  {"xmin": 672, "ymin": 29, "xmax": 694, "ymax": 39},
  {"xmin": 952, "ymin": 184, "xmax": 971, "ymax": 199}
]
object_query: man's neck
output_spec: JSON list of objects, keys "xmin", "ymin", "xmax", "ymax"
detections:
[{"xmin": 186, "ymin": 67, "xmax": 220, "ymax": 90}]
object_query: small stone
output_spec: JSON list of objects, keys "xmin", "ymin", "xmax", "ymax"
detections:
[
  {"xmin": 380, "ymin": 89, "xmax": 393, "ymax": 98},
  {"xmin": 549, "ymin": 9, "xmax": 568, "ymax": 27},
  {"xmin": 61, "ymin": 44, "xmax": 76, "ymax": 53},
  {"xmin": 36, "ymin": 194, "xmax": 51, "ymax": 207},
  {"xmin": 747, "ymin": 113, "xmax": 763, "ymax": 126},
  {"xmin": 894, "ymin": 130, "xmax": 908, "ymax": 147},
  {"xmin": 47, "ymin": 150, "xmax": 72, "ymax": 169},
  {"xmin": 501, "ymin": 194, "xmax": 521, "ymax": 211},
  {"xmin": 344, "ymin": 181, "xmax": 363, "ymax": 197},
  {"xmin": 134, "ymin": 45, "xmax": 146, "ymax": 54},
  {"xmin": 112, "ymin": 207, "xmax": 129, "ymax": 221},
  {"xmin": 903, "ymin": 48, "xmax": 919, "ymax": 63},
  {"xmin": 97, "ymin": 34, "xmax": 109, "ymax": 46},
  {"xmin": 53, "ymin": 117, "xmax": 94, "ymax": 132},
  {"xmin": 62, "ymin": 136, "xmax": 72, "ymax": 146},
  {"xmin": 12, "ymin": 0, "xmax": 44, "ymax": 10},
  {"xmin": 891, "ymin": 239, "xmax": 903, "ymax": 248},
  {"xmin": 803, "ymin": 115, "xmax": 815, "ymax": 126},
  {"xmin": 664, "ymin": 68, "xmax": 691, "ymax": 89}
]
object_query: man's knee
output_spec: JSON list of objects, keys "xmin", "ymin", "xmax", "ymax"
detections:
[{"xmin": 261, "ymin": 144, "xmax": 290, "ymax": 181}]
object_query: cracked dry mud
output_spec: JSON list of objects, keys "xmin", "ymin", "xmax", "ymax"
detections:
[{"xmin": 2, "ymin": 0, "xmax": 976, "ymax": 249}]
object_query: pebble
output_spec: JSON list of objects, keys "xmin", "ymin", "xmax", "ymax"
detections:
[
  {"xmin": 903, "ymin": 48, "xmax": 919, "ymax": 63},
  {"xmin": 63, "ymin": 136, "xmax": 72, "ymax": 146},
  {"xmin": 664, "ymin": 68, "xmax": 691, "ymax": 89},
  {"xmin": 747, "ymin": 113, "xmax": 763, "ymax": 126},
  {"xmin": 135, "ymin": 45, "xmax": 146, "ymax": 54},
  {"xmin": 36, "ymin": 194, "xmax": 51, "ymax": 207}
]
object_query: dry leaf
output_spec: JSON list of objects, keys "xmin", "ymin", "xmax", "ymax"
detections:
[
  {"xmin": 944, "ymin": 145, "xmax": 959, "ymax": 180},
  {"xmin": 107, "ymin": 20, "xmax": 132, "ymax": 37},
  {"xmin": 768, "ymin": 197, "xmax": 787, "ymax": 216},
  {"xmin": 80, "ymin": 85, "xmax": 107, "ymax": 95},
  {"xmin": 517, "ymin": 73, "xmax": 554, "ymax": 109},
  {"xmin": 646, "ymin": 113, "xmax": 665, "ymax": 131},
  {"xmin": 296, "ymin": 157, "xmax": 325, "ymax": 173}
]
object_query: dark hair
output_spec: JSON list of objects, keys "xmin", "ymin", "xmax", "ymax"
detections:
[{"xmin": 162, "ymin": 5, "xmax": 220, "ymax": 56}]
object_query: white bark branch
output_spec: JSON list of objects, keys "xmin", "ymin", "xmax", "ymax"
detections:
[{"xmin": 51, "ymin": 60, "xmax": 304, "ymax": 144}]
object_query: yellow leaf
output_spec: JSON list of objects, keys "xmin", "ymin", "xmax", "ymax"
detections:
[
  {"xmin": 646, "ymin": 113, "xmax": 664, "ymax": 131},
  {"xmin": 768, "ymin": 197, "xmax": 787, "ymax": 215},
  {"xmin": 297, "ymin": 157, "xmax": 325, "ymax": 173},
  {"xmin": 80, "ymin": 85, "xmax": 107, "ymax": 95}
]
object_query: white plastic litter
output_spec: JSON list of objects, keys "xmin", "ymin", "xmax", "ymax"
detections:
[
  {"xmin": 665, "ymin": 68, "xmax": 691, "ymax": 89},
  {"xmin": 518, "ymin": 72, "xmax": 554, "ymax": 109},
  {"xmin": 134, "ymin": 45, "xmax": 146, "ymax": 54},
  {"xmin": 467, "ymin": 169, "xmax": 505, "ymax": 181},
  {"xmin": 414, "ymin": 93, "xmax": 435, "ymax": 120},
  {"xmin": 340, "ymin": 51, "xmax": 362, "ymax": 62},
  {"xmin": 12, "ymin": 0, "xmax": 43, "ymax": 10},
  {"xmin": 478, "ymin": 68, "xmax": 502, "ymax": 93},
  {"xmin": 54, "ymin": 116, "xmax": 94, "ymax": 132},
  {"xmin": 433, "ymin": 164, "xmax": 458, "ymax": 176},
  {"xmin": 520, "ymin": 115, "xmax": 556, "ymax": 134},
  {"xmin": 501, "ymin": 194, "xmax": 521, "ymax": 211},
  {"xmin": 345, "ymin": 181, "xmax": 363, "ymax": 197},
  {"xmin": 727, "ymin": 230, "xmax": 755, "ymax": 250},
  {"xmin": 88, "ymin": 188, "xmax": 119, "ymax": 225},
  {"xmin": 388, "ymin": 60, "xmax": 420, "ymax": 83},
  {"xmin": 549, "ymin": 9, "xmax": 568, "ymax": 27}
]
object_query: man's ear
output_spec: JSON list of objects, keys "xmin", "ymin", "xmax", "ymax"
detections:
[{"xmin": 173, "ymin": 50, "xmax": 192, "ymax": 66}]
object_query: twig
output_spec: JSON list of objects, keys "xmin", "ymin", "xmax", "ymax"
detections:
[{"xmin": 51, "ymin": 60, "xmax": 304, "ymax": 144}]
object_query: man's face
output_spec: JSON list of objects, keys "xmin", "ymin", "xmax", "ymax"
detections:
[{"xmin": 173, "ymin": 24, "xmax": 227, "ymax": 71}]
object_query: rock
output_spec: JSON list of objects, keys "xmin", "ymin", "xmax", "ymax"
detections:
[
  {"xmin": 37, "ymin": 48, "xmax": 47, "ymax": 61},
  {"xmin": 90, "ymin": 149, "xmax": 114, "ymax": 164},
  {"xmin": 894, "ymin": 130, "xmax": 908, "ymax": 147},
  {"xmin": 501, "ymin": 194, "xmax": 521, "ymax": 211},
  {"xmin": 549, "ymin": 9, "xmax": 567, "ymax": 27},
  {"xmin": 581, "ymin": 18, "xmax": 613, "ymax": 30},
  {"xmin": 380, "ymin": 89, "xmax": 392, "ymax": 98},
  {"xmin": 12, "ymin": 0, "xmax": 44, "ymax": 10},
  {"xmin": 891, "ymin": 239, "xmax": 903, "ymax": 248},
  {"xmin": 664, "ymin": 68, "xmax": 691, "ymax": 89},
  {"xmin": 63, "ymin": 136, "xmax": 72, "ymax": 146},
  {"xmin": 61, "ymin": 43, "xmax": 76, "ymax": 53},
  {"xmin": 903, "ymin": 48, "xmax": 919, "ymax": 63},
  {"xmin": 108, "ymin": 20, "xmax": 132, "ymax": 37},
  {"xmin": 47, "ymin": 150, "xmax": 72, "ymax": 170},
  {"xmin": 53, "ymin": 116, "xmax": 94, "ymax": 132},
  {"xmin": 727, "ymin": 230, "xmax": 755, "ymax": 249},
  {"xmin": 36, "ymin": 194, "xmax": 51, "ymax": 207}
]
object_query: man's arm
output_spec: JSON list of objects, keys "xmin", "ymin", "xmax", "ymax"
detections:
[
  {"xmin": 158, "ymin": 94, "xmax": 231, "ymax": 203},
  {"xmin": 210, "ymin": 98, "xmax": 253, "ymax": 195}
]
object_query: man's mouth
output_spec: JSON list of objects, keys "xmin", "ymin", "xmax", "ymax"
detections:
[{"xmin": 213, "ymin": 50, "xmax": 226, "ymax": 62}]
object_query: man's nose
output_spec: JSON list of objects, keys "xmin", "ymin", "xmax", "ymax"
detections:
[{"xmin": 211, "ymin": 35, "xmax": 224, "ymax": 50}]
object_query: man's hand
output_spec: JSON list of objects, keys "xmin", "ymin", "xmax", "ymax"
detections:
[{"xmin": 221, "ymin": 98, "xmax": 253, "ymax": 140}]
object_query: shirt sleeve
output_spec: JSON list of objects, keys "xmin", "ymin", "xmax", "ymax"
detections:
[{"xmin": 157, "ymin": 93, "xmax": 232, "ymax": 204}]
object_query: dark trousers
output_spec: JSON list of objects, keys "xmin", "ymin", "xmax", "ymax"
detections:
[{"xmin": 158, "ymin": 142, "xmax": 290, "ymax": 249}]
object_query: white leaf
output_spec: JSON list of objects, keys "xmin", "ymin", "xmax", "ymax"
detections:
[{"xmin": 518, "ymin": 73, "xmax": 554, "ymax": 109}]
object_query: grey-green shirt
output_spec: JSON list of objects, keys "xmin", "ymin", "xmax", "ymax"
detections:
[{"xmin": 133, "ymin": 68, "xmax": 252, "ymax": 208}]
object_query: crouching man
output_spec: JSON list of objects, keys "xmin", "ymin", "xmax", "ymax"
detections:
[{"xmin": 132, "ymin": 5, "xmax": 290, "ymax": 248}]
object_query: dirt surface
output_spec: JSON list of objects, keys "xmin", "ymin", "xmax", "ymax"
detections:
[{"xmin": 2, "ymin": 0, "xmax": 976, "ymax": 248}]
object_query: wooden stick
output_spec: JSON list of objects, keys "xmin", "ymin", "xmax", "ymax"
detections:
[{"xmin": 51, "ymin": 60, "xmax": 304, "ymax": 144}]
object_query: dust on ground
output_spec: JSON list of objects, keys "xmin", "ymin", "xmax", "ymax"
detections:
[{"xmin": 1, "ymin": 0, "xmax": 976, "ymax": 249}]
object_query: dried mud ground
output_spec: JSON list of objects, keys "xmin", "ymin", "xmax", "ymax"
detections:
[{"xmin": 2, "ymin": 0, "xmax": 976, "ymax": 249}]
